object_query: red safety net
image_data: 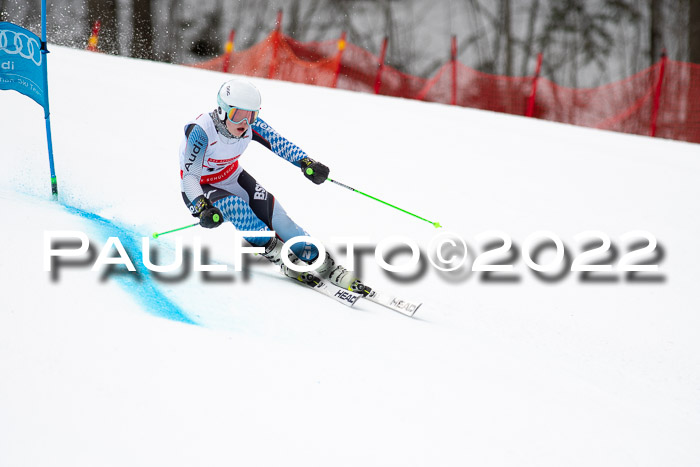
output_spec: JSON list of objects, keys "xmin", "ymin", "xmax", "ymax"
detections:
[
  {"xmin": 190, "ymin": 31, "xmax": 700, "ymax": 145},
  {"xmin": 656, "ymin": 60, "xmax": 700, "ymax": 143},
  {"xmin": 533, "ymin": 65, "xmax": 660, "ymax": 135}
]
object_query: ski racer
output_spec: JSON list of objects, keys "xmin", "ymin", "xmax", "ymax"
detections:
[{"xmin": 178, "ymin": 78, "xmax": 366, "ymax": 294}]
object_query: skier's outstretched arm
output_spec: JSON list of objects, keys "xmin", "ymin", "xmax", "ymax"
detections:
[{"xmin": 250, "ymin": 117, "xmax": 329, "ymax": 184}]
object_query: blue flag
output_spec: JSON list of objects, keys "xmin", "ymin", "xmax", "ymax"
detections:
[{"xmin": 0, "ymin": 22, "xmax": 47, "ymax": 110}]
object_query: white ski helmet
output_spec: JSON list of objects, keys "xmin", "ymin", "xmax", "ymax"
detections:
[{"xmin": 216, "ymin": 78, "xmax": 261, "ymax": 124}]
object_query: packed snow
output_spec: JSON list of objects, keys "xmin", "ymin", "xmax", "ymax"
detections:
[{"xmin": 1, "ymin": 45, "xmax": 699, "ymax": 467}]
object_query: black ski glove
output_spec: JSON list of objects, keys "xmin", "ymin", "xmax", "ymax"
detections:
[
  {"xmin": 299, "ymin": 157, "xmax": 329, "ymax": 185},
  {"xmin": 190, "ymin": 195, "xmax": 224, "ymax": 229},
  {"xmin": 199, "ymin": 207, "xmax": 223, "ymax": 228}
]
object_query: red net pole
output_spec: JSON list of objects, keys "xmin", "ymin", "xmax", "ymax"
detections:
[
  {"xmin": 374, "ymin": 37, "xmax": 388, "ymax": 94},
  {"xmin": 650, "ymin": 50, "xmax": 667, "ymax": 137},
  {"xmin": 86, "ymin": 20, "xmax": 101, "ymax": 52},
  {"xmin": 222, "ymin": 29, "xmax": 236, "ymax": 73},
  {"xmin": 526, "ymin": 53, "xmax": 543, "ymax": 117},
  {"xmin": 451, "ymin": 35, "xmax": 457, "ymax": 106},
  {"xmin": 268, "ymin": 10, "xmax": 283, "ymax": 80},
  {"xmin": 332, "ymin": 32, "xmax": 347, "ymax": 89}
]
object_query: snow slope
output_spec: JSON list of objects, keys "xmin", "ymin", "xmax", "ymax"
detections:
[{"xmin": 1, "ymin": 46, "xmax": 699, "ymax": 467}]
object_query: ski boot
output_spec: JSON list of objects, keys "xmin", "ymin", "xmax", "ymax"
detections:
[
  {"xmin": 259, "ymin": 237, "xmax": 285, "ymax": 266},
  {"xmin": 259, "ymin": 238, "xmax": 326, "ymax": 285},
  {"xmin": 283, "ymin": 251, "xmax": 370, "ymax": 296},
  {"xmin": 260, "ymin": 238, "xmax": 370, "ymax": 295}
]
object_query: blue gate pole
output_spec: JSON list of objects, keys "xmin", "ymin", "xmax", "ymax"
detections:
[{"xmin": 41, "ymin": 0, "xmax": 58, "ymax": 199}]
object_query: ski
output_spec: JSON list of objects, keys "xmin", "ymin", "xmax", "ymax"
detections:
[
  {"xmin": 291, "ymin": 274, "xmax": 422, "ymax": 317},
  {"xmin": 363, "ymin": 287, "xmax": 422, "ymax": 317},
  {"xmin": 294, "ymin": 275, "xmax": 363, "ymax": 308}
]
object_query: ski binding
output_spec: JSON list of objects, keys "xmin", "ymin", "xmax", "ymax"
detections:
[{"xmin": 296, "ymin": 275, "xmax": 363, "ymax": 307}]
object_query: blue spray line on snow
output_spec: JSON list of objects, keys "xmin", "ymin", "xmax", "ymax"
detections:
[{"xmin": 61, "ymin": 203, "xmax": 197, "ymax": 326}]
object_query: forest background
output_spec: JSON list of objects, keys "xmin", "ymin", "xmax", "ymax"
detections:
[{"xmin": 2, "ymin": 0, "xmax": 699, "ymax": 88}]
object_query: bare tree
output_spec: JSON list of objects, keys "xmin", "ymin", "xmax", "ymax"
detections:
[
  {"xmin": 690, "ymin": 0, "xmax": 700, "ymax": 64},
  {"xmin": 286, "ymin": 0, "xmax": 304, "ymax": 37},
  {"xmin": 500, "ymin": 0, "xmax": 513, "ymax": 77},
  {"xmin": 650, "ymin": 0, "xmax": 663, "ymax": 63},
  {"xmin": 222, "ymin": 0, "xmax": 276, "ymax": 51},
  {"xmin": 285, "ymin": 0, "xmax": 327, "ymax": 39},
  {"xmin": 534, "ymin": 0, "xmax": 641, "ymax": 86},
  {"xmin": 519, "ymin": 0, "xmax": 541, "ymax": 76},
  {"xmin": 189, "ymin": 0, "xmax": 224, "ymax": 58},
  {"xmin": 131, "ymin": 0, "xmax": 154, "ymax": 60},
  {"xmin": 328, "ymin": 0, "xmax": 379, "ymax": 53},
  {"xmin": 452, "ymin": 0, "xmax": 497, "ymax": 73},
  {"xmin": 161, "ymin": 0, "xmax": 183, "ymax": 63},
  {"xmin": 18, "ymin": 0, "xmax": 41, "ymax": 32}
]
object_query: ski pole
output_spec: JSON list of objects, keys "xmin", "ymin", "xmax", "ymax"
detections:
[
  {"xmin": 329, "ymin": 178, "xmax": 441, "ymax": 228},
  {"xmin": 152, "ymin": 216, "xmax": 217, "ymax": 239},
  {"xmin": 306, "ymin": 167, "xmax": 442, "ymax": 228}
]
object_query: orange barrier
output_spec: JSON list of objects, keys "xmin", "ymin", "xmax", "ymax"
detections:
[{"xmin": 190, "ymin": 30, "xmax": 700, "ymax": 145}]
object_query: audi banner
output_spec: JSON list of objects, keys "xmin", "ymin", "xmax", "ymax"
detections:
[{"xmin": 0, "ymin": 22, "xmax": 46, "ymax": 111}]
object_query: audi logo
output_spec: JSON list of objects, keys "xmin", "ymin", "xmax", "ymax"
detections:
[{"xmin": 0, "ymin": 27, "xmax": 42, "ymax": 66}]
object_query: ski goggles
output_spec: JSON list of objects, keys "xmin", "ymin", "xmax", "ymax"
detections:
[{"xmin": 224, "ymin": 106, "xmax": 259, "ymax": 125}]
